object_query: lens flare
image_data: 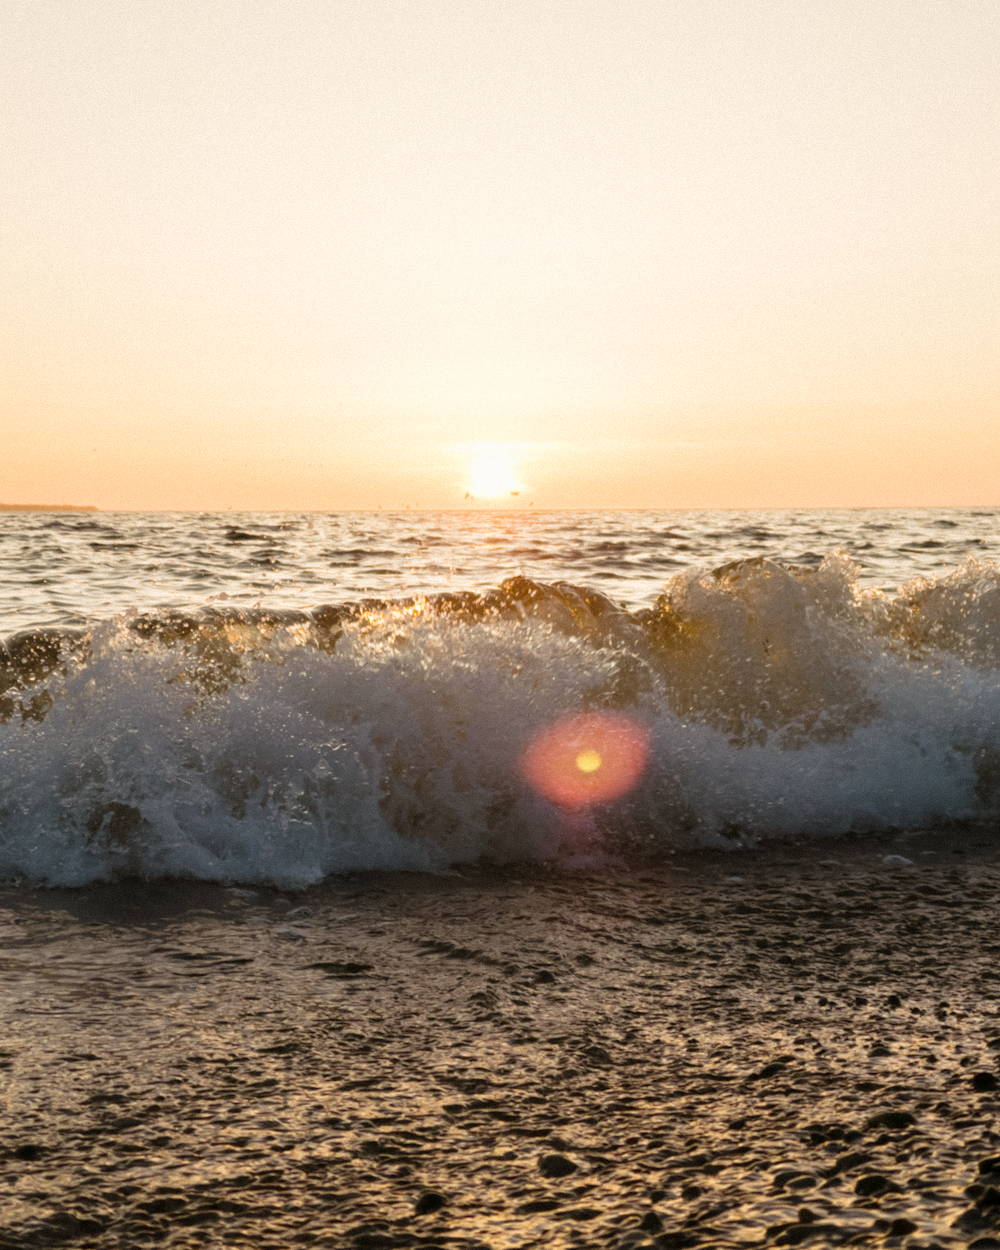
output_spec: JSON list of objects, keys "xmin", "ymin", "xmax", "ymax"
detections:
[{"xmin": 522, "ymin": 712, "xmax": 651, "ymax": 808}]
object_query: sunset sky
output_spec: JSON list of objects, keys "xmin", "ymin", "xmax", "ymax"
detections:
[{"xmin": 2, "ymin": 1, "xmax": 997, "ymax": 511}]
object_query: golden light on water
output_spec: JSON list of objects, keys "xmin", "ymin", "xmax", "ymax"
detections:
[{"xmin": 522, "ymin": 712, "xmax": 651, "ymax": 808}]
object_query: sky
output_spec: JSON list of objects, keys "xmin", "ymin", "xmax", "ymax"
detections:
[{"xmin": 2, "ymin": 0, "xmax": 997, "ymax": 511}]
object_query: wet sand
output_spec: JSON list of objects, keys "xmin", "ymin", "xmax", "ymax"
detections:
[{"xmin": 1, "ymin": 831, "xmax": 999, "ymax": 1249}]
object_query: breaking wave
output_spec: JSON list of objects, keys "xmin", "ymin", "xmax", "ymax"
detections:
[{"xmin": 2, "ymin": 553, "xmax": 1000, "ymax": 887}]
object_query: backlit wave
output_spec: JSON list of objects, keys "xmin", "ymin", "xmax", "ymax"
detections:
[{"xmin": 2, "ymin": 554, "xmax": 1000, "ymax": 886}]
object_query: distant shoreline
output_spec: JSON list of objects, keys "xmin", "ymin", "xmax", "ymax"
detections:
[{"xmin": 0, "ymin": 503, "xmax": 98, "ymax": 512}]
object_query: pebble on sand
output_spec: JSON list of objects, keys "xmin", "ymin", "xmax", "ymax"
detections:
[
  {"xmin": 867, "ymin": 1110, "xmax": 916, "ymax": 1129},
  {"xmin": 414, "ymin": 1192, "xmax": 446, "ymax": 1215},
  {"xmin": 539, "ymin": 1153, "xmax": 578, "ymax": 1178}
]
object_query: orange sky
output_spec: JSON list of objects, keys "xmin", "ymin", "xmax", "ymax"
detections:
[{"xmin": 2, "ymin": 1, "xmax": 997, "ymax": 511}]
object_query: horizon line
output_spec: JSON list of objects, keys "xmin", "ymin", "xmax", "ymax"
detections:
[{"xmin": 3, "ymin": 503, "xmax": 1000, "ymax": 515}]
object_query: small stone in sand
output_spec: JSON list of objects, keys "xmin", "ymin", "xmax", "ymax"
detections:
[
  {"xmin": 889, "ymin": 1219, "xmax": 918, "ymax": 1236},
  {"xmin": 539, "ymin": 1153, "xmax": 577, "ymax": 1178},
  {"xmin": 867, "ymin": 1110, "xmax": 915, "ymax": 1129}
]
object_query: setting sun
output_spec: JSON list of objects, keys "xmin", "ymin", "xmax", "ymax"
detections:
[{"xmin": 466, "ymin": 444, "xmax": 526, "ymax": 500}]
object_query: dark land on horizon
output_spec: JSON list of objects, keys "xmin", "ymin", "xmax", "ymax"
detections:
[{"xmin": 0, "ymin": 504, "xmax": 98, "ymax": 512}]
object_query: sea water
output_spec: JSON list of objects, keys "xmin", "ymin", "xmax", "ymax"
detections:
[{"xmin": 1, "ymin": 508, "xmax": 998, "ymax": 886}]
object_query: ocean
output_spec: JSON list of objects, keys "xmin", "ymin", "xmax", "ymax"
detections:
[{"xmin": 1, "ymin": 507, "xmax": 999, "ymax": 888}]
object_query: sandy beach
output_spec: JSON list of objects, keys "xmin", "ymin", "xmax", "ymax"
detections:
[{"xmin": 1, "ymin": 831, "xmax": 999, "ymax": 1249}]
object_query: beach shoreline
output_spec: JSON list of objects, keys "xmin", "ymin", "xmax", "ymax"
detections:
[{"xmin": 1, "ymin": 829, "xmax": 999, "ymax": 1249}]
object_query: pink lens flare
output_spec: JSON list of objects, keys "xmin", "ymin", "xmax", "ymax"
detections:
[{"xmin": 521, "ymin": 711, "xmax": 652, "ymax": 809}]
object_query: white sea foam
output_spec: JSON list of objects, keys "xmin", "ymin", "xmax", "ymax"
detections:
[{"xmin": 1, "ymin": 554, "xmax": 999, "ymax": 886}]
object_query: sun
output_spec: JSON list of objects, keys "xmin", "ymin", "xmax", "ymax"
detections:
[{"xmin": 466, "ymin": 444, "xmax": 526, "ymax": 499}]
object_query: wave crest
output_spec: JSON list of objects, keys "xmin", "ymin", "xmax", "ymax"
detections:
[{"xmin": 2, "ymin": 554, "xmax": 1000, "ymax": 885}]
